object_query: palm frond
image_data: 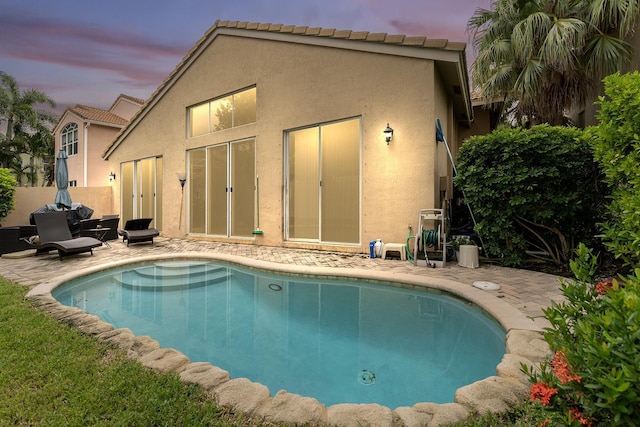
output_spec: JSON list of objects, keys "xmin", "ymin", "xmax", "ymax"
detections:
[
  {"xmin": 540, "ymin": 18, "xmax": 586, "ymax": 72},
  {"xmin": 585, "ymin": 0, "xmax": 640, "ymax": 37},
  {"xmin": 582, "ymin": 34, "xmax": 634, "ymax": 77},
  {"xmin": 513, "ymin": 58, "xmax": 544, "ymax": 99}
]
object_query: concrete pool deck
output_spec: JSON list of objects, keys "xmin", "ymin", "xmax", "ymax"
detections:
[{"xmin": 0, "ymin": 237, "xmax": 564, "ymax": 426}]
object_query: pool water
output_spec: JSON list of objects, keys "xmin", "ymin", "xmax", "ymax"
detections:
[{"xmin": 53, "ymin": 260, "xmax": 505, "ymax": 409}]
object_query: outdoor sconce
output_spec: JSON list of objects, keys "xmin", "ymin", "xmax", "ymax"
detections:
[
  {"xmin": 177, "ymin": 173, "xmax": 187, "ymax": 192},
  {"xmin": 109, "ymin": 171, "xmax": 116, "ymax": 182},
  {"xmin": 384, "ymin": 123, "xmax": 394, "ymax": 145}
]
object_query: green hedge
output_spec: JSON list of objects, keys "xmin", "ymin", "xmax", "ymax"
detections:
[
  {"xmin": 0, "ymin": 168, "xmax": 17, "ymax": 223},
  {"xmin": 454, "ymin": 125, "xmax": 606, "ymax": 268}
]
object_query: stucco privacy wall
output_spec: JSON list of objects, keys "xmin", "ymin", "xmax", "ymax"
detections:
[
  {"xmin": 107, "ymin": 30, "xmax": 458, "ymax": 253},
  {"xmin": 3, "ymin": 187, "xmax": 114, "ymax": 227}
]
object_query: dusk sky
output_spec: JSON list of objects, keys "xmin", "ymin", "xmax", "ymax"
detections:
[{"xmin": 1, "ymin": 0, "xmax": 492, "ymax": 116}]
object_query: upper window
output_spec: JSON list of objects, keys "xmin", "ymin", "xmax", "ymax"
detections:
[
  {"xmin": 189, "ymin": 87, "xmax": 256, "ymax": 137},
  {"xmin": 61, "ymin": 123, "xmax": 78, "ymax": 156}
]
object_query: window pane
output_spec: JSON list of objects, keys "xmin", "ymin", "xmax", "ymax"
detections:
[
  {"xmin": 138, "ymin": 158, "xmax": 156, "ymax": 224},
  {"xmin": 190, "ymin": 103, "xmax": 209, "ymax": 137},
  {"xmin": 210, "ymin": 96, "xmax": 233, "ymax": 131},
  {"xmin": 321, "ymin": 119, "xmax": 360, "ymax": 244},
  {"xmin": 207, "ymin": 145, "xmax": 228, "ymax": 235},
  {"xmin": 121, "ymin": 162, "xmax": 134, "ymax": 225},
  {"xmin": 230, "ymin": 139, "xmax": 255, "ymax": 236},
  {"xmin": 233, "ymin": 87, "xmax": 256, "ymax": 127},
  {"xmin": 288, "ymin": 128, "xmax": 319, "ymax": 240},
  {"xmin": 188, "ymin": 149, "xmax": 206, "ymax": 233},
  {"xmin": 155, "ymin": 157, "xmax": 163, "ymax": 231}
]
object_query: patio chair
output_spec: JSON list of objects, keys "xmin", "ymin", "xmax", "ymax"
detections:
[
  {"xmin": 33, "ymin": 212, "xmax": 103, "ymax": 259},
  {"xmin": 0, "ymin": 226, "xmax": 36, "ymax": 255},
  {"xmin": 119, "ymin": 218, "xmax": 159, "ymax": 246},
  {"xmin": 98, "ymin": 215, "xmax": 120, "ymax": 241},
  {"xmin": 79, "ymin": 219, "xmax": 100, "ymax": 237}
]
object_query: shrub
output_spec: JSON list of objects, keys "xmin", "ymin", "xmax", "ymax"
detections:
[
  {"xmin": 587, "ymin": 71, "xmax": 640, "ymax": 268},
  {"xmin": 454, "ymin": 125, "xmax": 606, "ymax": 268},
  {"xmin": 0, "ymin": 167, "xmax": 17, "ymax": 223},
  {"xmin": 524, "ymin": 244, "xmax": 640, "ymax": 426}
]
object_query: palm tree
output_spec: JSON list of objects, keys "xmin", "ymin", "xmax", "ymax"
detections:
[
  {"xmin": 468, "ymin": 0, "xmax": 639, "ymax": 125},
  {"xmin": 0, "ymin": 71, "xmax": 57, "ymax": 184}
]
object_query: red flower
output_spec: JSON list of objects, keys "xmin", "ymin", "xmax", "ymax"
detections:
[
  {"xmin": 552, "ymin": 351, "xmax": 581, "ymax": 384},
  {"xmin": 595, "ymin": 280, "xmax": 613, "ymax": 295},
  {"xmin": 530, "ymin": 382, "xmax": 558, "ymax": 405},
  {"xmin": 569, "ymin": 407, "xmax": 592, "ymax": 427}
]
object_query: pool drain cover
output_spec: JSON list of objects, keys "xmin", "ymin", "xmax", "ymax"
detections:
[
  {"xmin": 268, "ymin": 283, "xmax": 283, "ymax": 291},
  {"xmin": 358, "ymin": 370, "xmax": 376, "ymax": 386},
  {"xmin": 473, "ymin": 281, "xmax": 501, "ymax": 291}
]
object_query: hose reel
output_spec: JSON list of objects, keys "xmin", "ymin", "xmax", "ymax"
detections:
[{"xmin": 412, "ymin": 209, "xmax": 447, "ymax": 268}]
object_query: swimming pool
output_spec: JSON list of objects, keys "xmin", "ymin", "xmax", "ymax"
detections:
[{"xmin": 52, "ymin": 259, "xmax": 505, "ymax": 409}]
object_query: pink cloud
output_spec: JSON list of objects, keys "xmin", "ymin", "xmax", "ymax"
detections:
[{"xmin": 0, "ymin": 13, "xmax": 189, "ymax": 86}]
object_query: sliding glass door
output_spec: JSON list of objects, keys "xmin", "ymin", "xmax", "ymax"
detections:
[
  {"xmin": 286, "ymin": 118, "xmax": 360, "ymax": 244},
  {"xmin": 121, "ymin": 157, "xmax": 162, "ymax": 229},
  {"xmin": 188, "ymin": 139, "xmax": 255, "ymax": 237}
]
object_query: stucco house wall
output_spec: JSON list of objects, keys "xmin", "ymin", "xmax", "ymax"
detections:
[{"xmin": 105, "ymin": 21, "xmax": 472, "ymax": 254}]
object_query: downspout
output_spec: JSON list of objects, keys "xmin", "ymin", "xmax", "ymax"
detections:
[{"xmin": 84, "ymin": 122, "xmax": 90, "ymax": 186}]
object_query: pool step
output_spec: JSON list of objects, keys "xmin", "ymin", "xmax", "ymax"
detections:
[{"xmin": 114, "ymin": 263, "xmax": 231, "ymax": 291}]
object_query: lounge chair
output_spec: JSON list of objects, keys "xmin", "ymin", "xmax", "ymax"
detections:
[
  {"xmin": 98, "ymin": 215, "xmax": 120, "ymax": 241},
  {"xmin": 33, "ymin": 212, "xmax": 103, "ymax": 259},
  {"xmin": 79, "ymin": 219, "xmax": 100, "ymax": 237},
  {"xmin": 0, "ymin": 225, "xmax": 37, "ymax": 255},
  {"xmin": 119, "ymin": 218, "xmax": 159, "ymax": 246}
]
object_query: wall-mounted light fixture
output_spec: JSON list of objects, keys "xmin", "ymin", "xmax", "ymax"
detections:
[
  {"xmin": 177, "ymin": 172, "xmax": 187, "ymax": 192},
  {"xmin": 109, "ymin": 171, "xmax": 116, "ymax": 182},
  {"xmin": 384, "ymin": 123, "xmax": 394, "ymax": 145}
]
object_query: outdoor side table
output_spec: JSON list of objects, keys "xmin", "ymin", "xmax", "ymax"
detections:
[{"xmin": 86, "ymin": 228, "xmax": 111, "ymax": 248}]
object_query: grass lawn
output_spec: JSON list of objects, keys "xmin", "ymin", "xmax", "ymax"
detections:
[{"xmin": 0, "ymin": 277, "xmax": 282, "ymax": 426}]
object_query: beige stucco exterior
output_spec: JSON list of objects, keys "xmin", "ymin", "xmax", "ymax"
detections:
[{"xmin": 105, "ymin": 21, "xmax": 472, "ymax": 255}]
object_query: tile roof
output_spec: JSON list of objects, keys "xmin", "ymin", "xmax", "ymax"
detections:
[
  {"xmin": 108, "ymin": 94, "xmax": 146, "ymax": 111},
  {"xmin": 212, "ymin": 20, "xmax": 466, "ymax": 51},
  {"xmin": 68, "ymin": 104, "xmax": 128, "ymax": 126}
]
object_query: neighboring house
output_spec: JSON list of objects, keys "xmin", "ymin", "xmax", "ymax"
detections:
[
  {"xmin": 53, "ymin": 94, "xmax": 144, "ymax": 187},
  {"xmin": 104, "ymin": 20, "xmax": 474, "ymax": 254}
]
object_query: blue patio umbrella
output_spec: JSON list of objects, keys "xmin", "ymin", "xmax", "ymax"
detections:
[{"xmin": 54, "ymin": 148, "xmax": 72, "ymax": 209}]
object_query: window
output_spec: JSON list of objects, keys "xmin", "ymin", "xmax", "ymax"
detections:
[
  {"xmin": 69, "ymin": 180, "xmax": 77, "ymax": 187},
  {"xmin": 189, "ymin": 87, "xmax": 256, "ymax": 137},
  {"xmin": 61, "ymin": 123, "xmax": 78, "ymax": 156},
  {"xmin": 286, "ymin": 118, "xmax": 361, "ymax": 244}
]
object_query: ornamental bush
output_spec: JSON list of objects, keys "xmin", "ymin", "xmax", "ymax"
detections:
[
  {"xmin": 587, "ymin": 71, "xmax": 640, "ymax": 268},
  {"xmin": 524, "ymin": 244, "xmax": 640, "ymax": 426},
  {"xmin": 0, "ymin": 168, "xmax": 17, "ymax": 223},
  {"xmin": 454, "ymin": 125, "xmax": 606, "ymax": 268}
]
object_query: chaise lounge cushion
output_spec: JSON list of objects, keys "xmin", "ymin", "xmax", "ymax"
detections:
[{"xmin": 119, "ymin": 218, "xmax": 159, "ymax": 246}]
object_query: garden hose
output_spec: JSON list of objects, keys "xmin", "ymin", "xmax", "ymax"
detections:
[
  {"xmin": 422, "ymin": 229, "xmax": 440, "ymax": 247},
  {"xmin": 406, "ymin": 227, "xmax": 415, "ymax": 262}
]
